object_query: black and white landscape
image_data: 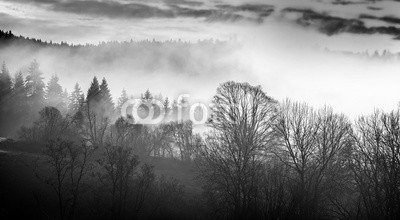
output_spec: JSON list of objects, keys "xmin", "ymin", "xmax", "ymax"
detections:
[{"xmin": 1, "ymin": 0, "xmax": 400, "ymax": 219}]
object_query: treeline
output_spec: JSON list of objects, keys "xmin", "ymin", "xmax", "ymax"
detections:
[
  {"xmin": 0, "ymin": 30, "xmax": 235, "ymax": 79},
  {"xmin": 2, "ymin": 60, "xmax": 400, "ymax": 219},
  {"xmin": 0, "ymin": 29, "xmax": 227, "ymax": 49},
  {"xmin": 0, "ymin": 60, "xmax": 196, "ymax": 138}
]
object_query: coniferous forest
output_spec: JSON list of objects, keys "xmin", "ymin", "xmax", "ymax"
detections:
[{"xmin": 2, "ymin": 1, "xmax": 400, "ymax": 219}]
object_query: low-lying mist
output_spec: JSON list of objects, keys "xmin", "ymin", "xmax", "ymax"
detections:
[{"xmin": 2, "ymin": 19, "xmax": 400, "ymax": 120}]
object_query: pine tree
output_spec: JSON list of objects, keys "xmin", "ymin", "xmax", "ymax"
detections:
[
  {"xmin": 45, "ymin": 74, "xmax": 64, "ymax": 108},
  {"xmin": 142, "ymin": 89, "xmax": 153, "ymax": 101},
  {"xmin": 69, "ymin": 83, "xmax": 84, "ymax": 113},
  {"xmin": 25, "ymin": 60, "xmax": 45, "ymax": 105},
  {"xmin": 164, "ymin": 97, "xmax": 170, "ymax": 116},
  {"xmin": 117, "ymin": 89, "xmax": 129, "ymax": 110},
  {"xmin": 86, "ymin": 76, "xmax": 100, "ymax": 106},
  {"xmin": 0, "ymin": 71, "xmax": 27, "ymax": 136},
  {"xmin": 116, "ymin": 89, "xmax": 129, "ymax": 118},
  {"xmin": 62, "ymin": 88, "xmax": 69, "ymax": 113},
  {"xmin": 99, "ymin": 77, "xmax": 114, "ymax": 114},
  {"xmin": 11, "ymin": 71, "xmax": 28, "ymax": 112},
  {"xmin": 0, "ymin": 61, "xmax": 12, "ymax": 102},
  {"xmin": 13, "ymin": 71, "xmax": 25, "ymax": 91}
]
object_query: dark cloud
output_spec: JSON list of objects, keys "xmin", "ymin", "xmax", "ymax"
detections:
[
  {"xmin": 168, "ymin": 5, "xmax": 251, "ymax": 23},
  {"xmin": 3, "ymin": 0, "xmax": 272, "ymax": 23},
  {"xmin": 331, "ymin": 0, "xmax": 368, "ymax": 5},
  {"xmin": 367, "ymin": 6, "xmax": 383, "ymax": 11},
  {"xmin": 283, "ymin": 8, "xmax": 400, "ymax": 39},
  {"xmin": 163, "ymin": 0, "xmax": 203, "ymax": 7},
  {"xmin": 50, "ymin": 1, "xmax": 175, "ymax": 19},
  {"xmin": 360, "ymin": 14, "xmax": 400, "ymax": 25},
  {"xmin": 217, "ymin": 3, "xmax": 274, "ymax": 18}
]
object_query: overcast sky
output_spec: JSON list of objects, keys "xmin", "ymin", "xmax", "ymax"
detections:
[{"xmin": 2, "ymin": 0, "xmax": 400, "ymax": 118}]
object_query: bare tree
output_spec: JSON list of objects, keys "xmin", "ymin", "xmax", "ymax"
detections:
[
  {"xmin": 351, "ymin": 110, "xmax": 400, "ymax": 219},
  {"xmin": 198, "ymin": 81, "xmax": 277, "ymax": 219},
  {"xmin": 273, "ymin": 100, "xmax": 352, "ymax": 219},
  {"xmin": 96, "ymin": 144, "xmax": 139, "ymax": 219},
  {"xmin": 39, "ymin": 138, "xmax": 94, "ymax": 220},
  {"xmin": 83, "ymin": 100, "xmax": 110, "ymax": 147},
  {"xmin": 149, "ymin": 123, "xmax": 174, "ymax": 158}
]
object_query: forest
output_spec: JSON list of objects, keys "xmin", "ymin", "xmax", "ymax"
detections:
[{"xmin": 1, "ymin": 58, "xmax": 400, "ymax": 220}]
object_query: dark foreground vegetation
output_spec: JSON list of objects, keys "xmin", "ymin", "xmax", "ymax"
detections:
[{"xmin": 1, "ymin": 60, "xmax": 400, "ymax": 220}]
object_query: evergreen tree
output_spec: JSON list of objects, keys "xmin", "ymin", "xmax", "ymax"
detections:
[
  {"xmin": 25, "ymin": 60, "xmax": 45, "ymax": 105},
  {"xmin": 62, "ymin": 88, "xmax": 69, "ymax": 113},
  {"xmin": 13, "ymin": 71, "xmax": 25, "ymax": 91},
  {"xmin": 99, "ymin": 77, "xmax": 114, "ymax": 115},
  {"xmin": 117, "ymin": 89, "xmax": 129, "ymax": 110},
  {"xmin": 69, "ymin": 83, "xmax": 84, "ymax": 113},
  {"xmin": 0, "ymin": 71, "xmax": 27, "ymax": 136},
  {"xmin": 116, "ymin": 89, "xmax": 129, "ymax": 118},
  {"xmin": 12, "ymin": 71, "xmax": 28, "ymax": 107},
  {"xmin": 0, "ymin": 61, "xmax": 12, "ymax": 102},
  {"xmin": 11, "ymin": 72, "xmax": 28, "ymax": 114},
  {"xmin": 164, "ymin": 97, "xmax": 170, "ymax": 117},
  {"xmin": 142, "ymin": 89, "xmax": 153, "ymax": 101},
  {"xmin": 86, "ymin": 76, "xmax": 100, "ymax": 106},
  {"xmin": 45, "ymin": 74, "xmax": 64, "ymax": 109}
]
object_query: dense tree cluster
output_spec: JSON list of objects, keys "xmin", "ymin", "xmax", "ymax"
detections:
[
  {"xmin": 198, "ymin": 81, "xmax": 400, "ymax": 219},
  {"xmin": 2, "ymin": 60, "xmax": 400, "ymax": 219},
  {"xmin": 0, "ymin": 60, "xmax": 205, "ymax": 219}
]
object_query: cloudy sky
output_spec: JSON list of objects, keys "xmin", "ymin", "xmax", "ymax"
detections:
[
  {"xmin": 2, "ymin": 0, "xmax": 400, "ymax": 118},
  {"xmin": 1, "ymin": 0, "xmax": 400, "ymax": 45}
]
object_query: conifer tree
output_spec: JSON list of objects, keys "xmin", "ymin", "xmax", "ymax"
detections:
[
  {"xmin": 0, "ymin": 71, "xmax": 27, "ymax": 136},
  {"xmin": 0, "ymin": 61, "xmax": 12, "ymax": 102},
  {"xmin": 164, "ymin": 97, "xmax": 170, "ymax": 117},
  {"xmin": 45, "ymin": 74, "xmax": 64, "ymax": 109},
  {"xmin": 69, "ymin": 83, "xmax": 84, "ymax": 113},
  {"xmin": 99, "ymin": 77, "xmax": 114, "ymax": 115},
  {"xmin": 62, "ymin": 88, "xmax": 69, "ymax": 113},
  {"xmin": 25, "ymin": 60, "xmax": 45, "ymax": 105},
  {"xmin": 11, "ymin": 71, "xmax": 28, "ymax": 113},
  {"xmin": 142, "ymin": 89, "xmax": 153, "ymax": 101},
  {"xmin": 13, "ymin": 71, "xmax": 25, "ymax": 91},
  {"xmin": 116, "ymin": 89, "xmax": 129, "ymax": 111},
  {"xmin": 86, "ymin": 76, "xmax": 100, "ymax": 106}
]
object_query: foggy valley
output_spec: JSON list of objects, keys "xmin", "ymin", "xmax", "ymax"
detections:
[{"xmin": 2, "ymin": 0, "xmax": 400, "ymax": 219}]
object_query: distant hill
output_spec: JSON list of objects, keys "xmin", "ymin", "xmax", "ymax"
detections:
[
  {"xmin": 0, "ymin": 29, "xmax": 73, "ymax": 49},
  {"xmin": 0, "ymin": 29, "xmax": 238, "ymax": 82}
]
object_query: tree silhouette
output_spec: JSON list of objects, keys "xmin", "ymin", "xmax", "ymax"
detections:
[
  {"xmin": 0, "ymin": 61, "xmax": 12, "ymax": 101},
  {"xmin": 45, "ymin": 75, "xmax": 66, "ymax": 112},
  {"xmin": 198, "ymin": 81, "xmax": 277, "ymax": 219},
  {"xmin": 99, "ymin": 77, "xmax": 115, "ymax": 117},
  {"xmin": 86, "ymin": 76, "xmax": 100, "ymax": 106},
  {"xmin": 68, "ymin": 83, "xmax": 84, "ymax": 114}
]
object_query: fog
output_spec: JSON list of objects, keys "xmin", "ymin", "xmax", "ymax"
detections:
[
  {"xmin": 4, "ymin": 1, "xmax": 400, "ymax": 219},
  {"xmin": 2, "ymin": 22, "xmax": 400, "ymax": 119},
  {"xmin": 2, "ymin": 0, "xmax": 400, "ymax": 119}
]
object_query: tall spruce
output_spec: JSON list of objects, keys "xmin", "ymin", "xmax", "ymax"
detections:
[
  {"xmin": 25, "ymin": 60, "xmax": 45, "ymax": 105},
  {"xmin": 116, "ymin": 89, "xmax": 129, "ymax": 113},
  {"xmin": 0, "ymin": 61, "xmax": 12, "ymax": 102},
  {"xmin": 12, "ymin": 71, "xmax": 28, "ymax": 109},
  {"xmin": 45, "ymin": 74, "xmax": 64, "ymax": 109},
  {"xmin": 142, "ymin": 89, "xmax": 153, "ymax": 101},
  {"xmin": 164, "ymin": 97, "xmax": 170, "ymax": 117},
  {"xmin": 69, "ymin": 83, "xmax": 84, "ymax": 113},
  {"xmin": 99, "ymin": 77, "xmax": 114, "ymax": 115},
  {"xmin": 86, "ymin": 76, "xmax": 100, "ymax": 107}
]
